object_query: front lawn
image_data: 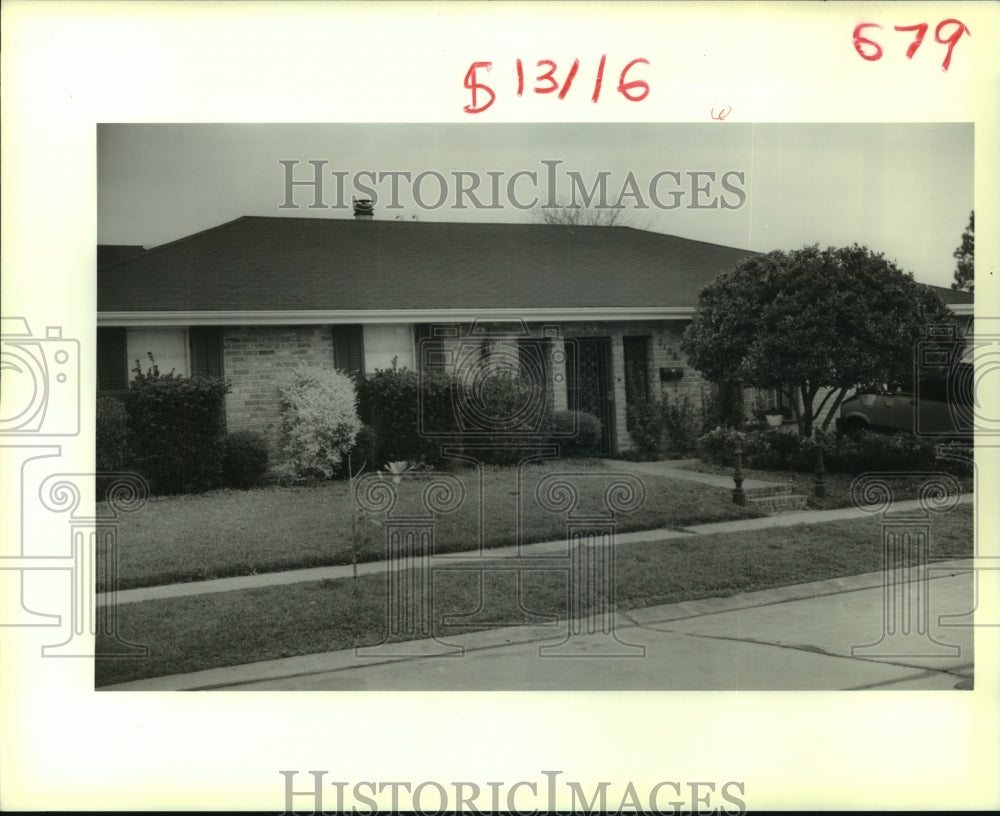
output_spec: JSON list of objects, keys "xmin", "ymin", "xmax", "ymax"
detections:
[
  {"xmin": 100, "ymin": 458, "xmax": 764, "ymax": 591},
  {"xmin": 95, "ymin": 503, "xmax": 974, "ymax": 686}
]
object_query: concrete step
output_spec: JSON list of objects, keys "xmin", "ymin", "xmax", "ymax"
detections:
[{"xmin": 749, "ymin": 493, "xmax": 809, "ymax": 513}]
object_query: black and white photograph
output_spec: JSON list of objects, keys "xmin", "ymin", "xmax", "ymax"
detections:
[{"xmin": 93, "ymin": 122, "xmax": 977, "ymax": 691}]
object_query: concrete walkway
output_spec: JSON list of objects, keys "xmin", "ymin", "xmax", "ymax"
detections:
[
  {"xmin": 101, "ymin": 558, "xmax": 977, "ymax": 691},
  {"xmin": 97, "ymin": 494, "xmax": 973, "ymax": 607},
  {"xmin": 604, "ymin": 457, "xmax": 784, "ymax": 492}
]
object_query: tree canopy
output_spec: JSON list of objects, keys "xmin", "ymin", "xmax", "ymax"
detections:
[
  {"xmin": 950, "ymin": 211, "xmax": 974, "ymax": 294},
  {"xmin": 681, "ymin": 244, "xmax": 955, "ymax": 437}
]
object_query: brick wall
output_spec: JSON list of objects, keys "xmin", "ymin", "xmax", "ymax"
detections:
[
  {"xmin": 223, "ymin": 325, "xmax": 335, "ymax": 460},
  {"xmin": 219, "ymin": 320, "xmax": 713, "ymax": 462},
  {"xmin": 558, "ymin": 320, "xmax": 711, "ymax": 454}
]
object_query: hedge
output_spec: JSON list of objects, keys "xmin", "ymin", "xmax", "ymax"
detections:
[
  {"xmin": 124, "ymin": 368, "xmax": 229, "ymax": 495},
  {"xmin": 359, "ymin": 368, "xmax": 601, "ymax": 467},
  {"xmin": 696, "ymin": 426, "xmax": 972, "ymax": 476}
]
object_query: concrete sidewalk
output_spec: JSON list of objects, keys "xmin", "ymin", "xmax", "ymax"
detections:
[
  {"xmin": 98, "ymin": 493, "xmax": 974, "ymax": 607},
  {"xmin": 101, "ymin": 558, "xmax": 977, "ymax": 691}
]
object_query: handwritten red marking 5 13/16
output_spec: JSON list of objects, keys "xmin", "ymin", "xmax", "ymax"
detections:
[
  {"xmin": 463, "ymin": 57, "xmax": 649, "ymax": 114},
  {"xmin": 853, "ymin": 19, "xmax": 970, "ymax": 71}
]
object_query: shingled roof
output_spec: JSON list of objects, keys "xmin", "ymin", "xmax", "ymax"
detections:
[
  {"xmin": 925, "ymin": 284, "xmax": 974, "ymax": 305},
  {"xmin": 97, "ymin": 216, "xmax": 757, "ymax": 314}
]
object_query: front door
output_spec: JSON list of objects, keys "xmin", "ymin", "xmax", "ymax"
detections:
[{"xmin": 566, "ymin": 337, "xmax": 615, "ymax": 455}]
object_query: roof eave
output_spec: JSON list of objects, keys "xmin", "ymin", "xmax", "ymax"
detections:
[{"xmin": 97, "ymin": 307, "xmax": 698, "ymax": 327}]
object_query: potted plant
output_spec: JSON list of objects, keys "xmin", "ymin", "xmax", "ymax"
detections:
[{"xmin": 764, "ymin": 405, "xmax": 792, "ymax": 427}]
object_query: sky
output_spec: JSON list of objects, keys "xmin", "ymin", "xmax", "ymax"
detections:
[{"xmin": 98, "ymin": 123, "xmax": 973, "ymax": 289}]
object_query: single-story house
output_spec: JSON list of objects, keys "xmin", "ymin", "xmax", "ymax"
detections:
[{"xmin": 97, "ymin": 208, "xmax": 974, "ymax": 458}]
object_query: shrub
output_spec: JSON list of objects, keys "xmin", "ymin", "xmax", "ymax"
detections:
[
  {"xmin": 361, "ymin": 366, "xmax": 560, "ymax": 467},
  {"xmin": 626, "ymin": 396, "xmax": 663, "ymax": 454},
  {"xmin": 336, "ymin": 423, "xmax": 378, "ymax": 478},
  {"xmin": 125, "ymin": 357, "xmax": 229, "ymax": 494},
  {"xmin": 748, "ymin": 428, "xmax": 804, "ymax": 470},
  {"xmin": 549, "ymin": 410, "xmax": 602, "ymax": 457},
  {"xmin": 464, "ymin": 369, "xmax": 552, "ymax": 465},
  {"xmin": 222, "ymin": 431, "xmax": 269, "ymax": 488},
  {"xmin": 696, "ymin": 426, "xmax": 746, "ymax": 466},
  {"xmin": 823, "ymin": 429, "xmax": 938, "ymax": 474},
  {"xmin": 696, "ymin": 425, "xmax": 960, "ymax": 476},
  {"xmin": 701, "ymin": 384, "xmax": 751, "ymax": 435},
  {"xmin": 360, "ymin": 368, "xmax": 453, "ymax": 467},
  {"xmin": 96, "ymin": 396, "xmax": 130, "ymax": 473},
  {"xmin": 277, "ymin": 365, "xmax": 362, "ymax": 483},
  {"xmin": 661, "ymin": 393, "xmax": 701, "ymax": 456},
  {"xmin": 96, "ymin": 396, "xmax": 131, "ymax": 501}
]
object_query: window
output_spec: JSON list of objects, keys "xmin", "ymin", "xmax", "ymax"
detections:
[
  {"xmin": 127, "ymin": 328, "xmax": 188, "ymax": 379},
  {"xmin": 363, "ymin": 324, "xmax": 415, "ymax": 372},
  {"xmin": 97, "ymin": 327, "xmax": 223, "ymax": 393}
]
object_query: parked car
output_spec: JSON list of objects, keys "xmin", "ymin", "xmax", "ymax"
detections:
[{"xmin": 837, "ymin": 362, "xmax": 974, "ymax": 439}]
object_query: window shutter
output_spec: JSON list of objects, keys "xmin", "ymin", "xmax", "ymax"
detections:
[
  {"xmin": 623, "ymin": 336, "xmax": 651, "ymax": 406},
  {"xmin": 97, "ymin": 327, "xmax": 127, "ymax": 392},
  {"xmin": 189, "ymin": 327, "xmax": 224, "ymax": 378},
  {"xmin": 333, "ymin": 324, "xmax": 365, "ymax": 377}
]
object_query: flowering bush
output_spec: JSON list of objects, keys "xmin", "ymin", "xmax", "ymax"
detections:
[{"xmin": 277, "ymin": 365, "xmax": 361, "ymax": 482}]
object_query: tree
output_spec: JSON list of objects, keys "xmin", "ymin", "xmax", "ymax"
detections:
[
  {"xmin": 536, "ymin": 203, "xmax": 627, "ymax": 227},
  {"xmin": 533, "ymin": 201, "xmax": 650, "ymax": 229},
  {"xmin": 950, "ymin": 211, "xmax": 974, "ymax": 294},
  {"xmin": 681, "ymin": 244, "xmax": 955, "ymax": 438}
]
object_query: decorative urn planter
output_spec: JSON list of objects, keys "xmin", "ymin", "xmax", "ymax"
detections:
[{"xmin": 765, "ymin": 413, "xmax": 785, "ymax": 427}]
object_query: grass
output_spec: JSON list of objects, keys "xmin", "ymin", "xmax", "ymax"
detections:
[
  {"xmin": 99, "ymin": 458, "xmax": 764, "ymax": 591},
  {"xmin": 95, "ymin": 503, "xmax": 974, "ymax": 686},
  {"xmin": 681, "ymin": 461, "xmax": 974, "ymax": 511}
]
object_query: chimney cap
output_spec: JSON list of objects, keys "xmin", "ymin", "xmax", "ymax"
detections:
[{"xmin": 352, "ymin": 198, "xmax": 374, "ymax": 218}]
